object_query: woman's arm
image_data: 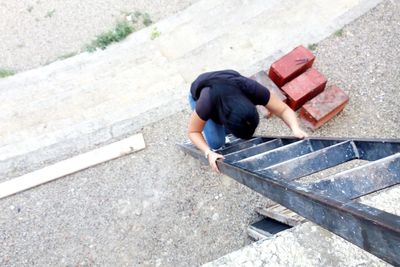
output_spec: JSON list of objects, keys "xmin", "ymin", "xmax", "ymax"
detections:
[
  {"xmin": 265, "ymin": 92, "xmax": 308, "ymax": 138},
  {"xmin": 188, "ymin": 111, "xmax": 224, "ymax": 172}
]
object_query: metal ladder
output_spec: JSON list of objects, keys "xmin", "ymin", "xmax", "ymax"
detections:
[{"xmin": 179, "ymin": 136, "xmax": 400, "ymax": 266}]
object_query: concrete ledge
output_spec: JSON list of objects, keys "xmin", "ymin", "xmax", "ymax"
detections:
[{"xmin": 203, "ymin": 222, "xmax": 390, "ymax": 267}]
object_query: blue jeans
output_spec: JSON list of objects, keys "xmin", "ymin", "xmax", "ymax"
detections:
[{"xmin": 188, "ymin": 93, "xmax": 226, "ymax": 149}]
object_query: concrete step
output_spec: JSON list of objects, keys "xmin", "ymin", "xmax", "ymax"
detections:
[{"xmin": 1, "ymin": 0, "xmax": 382, "ymax": 179}]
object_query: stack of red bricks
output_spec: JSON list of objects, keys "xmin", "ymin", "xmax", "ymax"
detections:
[{"xmin": 250, "ymin": 45, "xmax": 349, "ymax": 130}]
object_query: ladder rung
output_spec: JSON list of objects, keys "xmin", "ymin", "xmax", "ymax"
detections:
[
  {"xmin": 224, "ymin": 139, "xmax": 284, "ymax": 163},
  {"xmin": 258, "ymin": 141, "xmax": 358, "ymax": 180},
  {"xmin": 234, "ymin": 139, "xmax": 313, "ymax": 171},
  {"xmin": 218, "ymin": 137, "xmax": 269, "ymax": 155},
  {"xmin": 354, "ymin": 140, "xmax": 400, "ymax": 161},
  {"xmin": 308, "ymin": 153, "xmax": 400, "ymax": 201}
]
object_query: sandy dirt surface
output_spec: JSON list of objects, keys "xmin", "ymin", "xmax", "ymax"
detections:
[
  {"xmin": 0, "ymin": 1, "xmax": 399, "ymax": 266},
  {"xmin": 0, "ymin": 0, "xmax": 198, "ymax": 72}
]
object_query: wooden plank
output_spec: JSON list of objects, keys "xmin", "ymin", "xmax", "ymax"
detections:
[
  {"xmin": 247, "ymin": 226, "xmax": 272, "ymax": 241},
  {"xmin": 255, "ymin": 204, "xmax": 306, "ymax": 227},
  {"xmin": 0, "ymin": 133, "xmax": 146, "ymax": 199}
]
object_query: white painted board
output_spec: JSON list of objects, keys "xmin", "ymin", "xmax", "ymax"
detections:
[{"xmin": 0, "ymin": 133, "xmax": 145, "ymax": 199}]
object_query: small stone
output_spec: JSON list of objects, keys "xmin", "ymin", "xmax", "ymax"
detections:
[
  {"xmin": 134, "ymin": 209, "xmax": 142, "ymax": 216},
  {"xmin": 212, "ymin": 213, "xmax": 219, "ymax": 220}
]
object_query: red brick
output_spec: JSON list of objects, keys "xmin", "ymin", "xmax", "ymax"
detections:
[
  {"xmin": 268, "ymin": 45, "xmax": 315, "ymax": 87},
  {"xmin": 281, "ymin": 68, "xmax": 327, "ymax": 110},
  {"xmin": 250, "ymin": 71, "xmax": 287, "ymax": 118},
  {"xmin": 300, "ymin": 85, "xmax": 349, "ymax": 130}
]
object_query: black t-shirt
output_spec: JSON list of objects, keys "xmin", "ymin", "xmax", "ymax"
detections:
[{"xmin": 191, "ymin": 70, "xmax": 271, "ymax": 121}]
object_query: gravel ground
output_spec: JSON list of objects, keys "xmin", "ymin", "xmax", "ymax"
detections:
[
  {"xmin": 0, "ymin": 110, "xmax": 271, "ymax": 266},
  {"xmin": 0, "ymin": 1, "xmax": 399, "ymax": 266},
  {"xmin": 0, "ymin": 0, "xmax": 198, "ymax": 72}
]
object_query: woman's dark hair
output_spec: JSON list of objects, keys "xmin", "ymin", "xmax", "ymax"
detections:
[
  {"xmin": 221, "ymin": 95, "xmax": 259, "ymax": 139},
  {"xmin": 210, "ymin": 80, "xmax": 259, "ymax": 139}
]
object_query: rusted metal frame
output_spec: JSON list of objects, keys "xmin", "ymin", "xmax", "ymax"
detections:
[
  {"xmin": 180, "ymin": 142, "xmax": 210, "ymax": 164},
  {"xmin": 216, "ymin": 161, "xmax": 400, "ymax": 266},
  {"xmin": 178, "ymin": 137, "xmax": 400, "ymax": 265}
]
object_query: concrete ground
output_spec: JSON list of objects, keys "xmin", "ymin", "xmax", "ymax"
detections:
[
  {"xmin": 204, "ymin": 222, "xmax": 393, "ymax": 267},
  {"xmin": 1, "ymin": 0, "xmax": 399, "ymax": 266},
  {"xmin": 0, "ymin": 0, "xmax": 198, "ymax": 72}
]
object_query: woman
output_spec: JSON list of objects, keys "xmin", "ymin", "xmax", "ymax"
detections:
[{"xmin": 188, "ymin": 69, "xmax": 308, "ymax": 172}]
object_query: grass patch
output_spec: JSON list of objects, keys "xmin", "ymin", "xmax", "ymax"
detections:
[
  {"xmin": 86, "ymin": 21, "xmax": 134, "ymax": 52},
  {"xmin": 85, "ymin": 11, "xmax": 153, "ymax": 52},
  {"xmin": 335, "ymin": 28, "xmax": 344, "ymax": 37},
  {"xmin": 308, "ymin": 43, "xmax": 318, "ymax": 51},
  {"xmin": 150, "ymin": 27, "xmax": 161, "ymax": 40},
  {"xmin": 45, "ymin": 9, "xmax": 56, "ymax": 18},
  {"xmin": 0, "ymin": 68, "xmax": 16, "ymax": 78}
]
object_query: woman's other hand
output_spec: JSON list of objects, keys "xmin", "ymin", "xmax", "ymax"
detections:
[
  {"xmin": 265, "ymin": 92, "xmax": 309, "ymax": 139},
  {"xmin": 292, "ymin": 126, "xmax": 308, "ymax": 139}
]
